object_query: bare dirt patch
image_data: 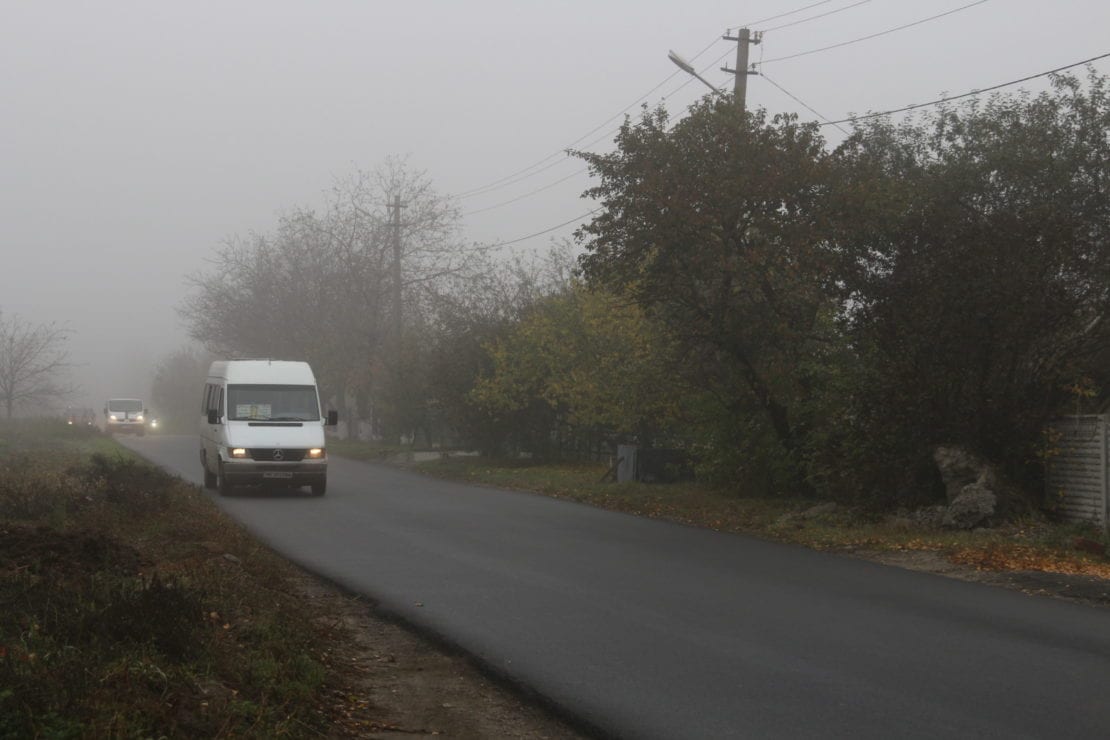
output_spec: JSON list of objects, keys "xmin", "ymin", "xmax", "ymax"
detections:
[{"xmin": 292, "ymin": 573, "xmax": 588, "ymax": 739}]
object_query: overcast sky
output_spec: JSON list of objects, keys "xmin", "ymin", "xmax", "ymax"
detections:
[{"xmin": 3, "ymin": 0, "xmax": 1109, "ymax": 409}]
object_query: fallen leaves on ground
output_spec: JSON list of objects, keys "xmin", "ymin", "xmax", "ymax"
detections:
[{"xmin": 951, "ymin": 544, "xmax": 1110, "ymax": 579}]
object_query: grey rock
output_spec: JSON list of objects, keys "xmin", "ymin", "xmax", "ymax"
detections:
[
  {"xmin": 933, "ymin": 445, "xmax": 997, "ymax": 504},
  {"xmin": 942, "ymin": 484, "xmax": 997, "ymax": 530}
]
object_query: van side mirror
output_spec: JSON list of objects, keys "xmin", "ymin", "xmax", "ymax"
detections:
[
  {"xmin": 207, "ymin": 409, "xmax": 219, "ymax": 425},
  {"xmin": 326, "ymin": 410, "xmax": 338, "ymax": 427}
]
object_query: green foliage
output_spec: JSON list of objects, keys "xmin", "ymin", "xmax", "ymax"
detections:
[
  {"xmin": 574, "ymin": 99, "xmax": 838, "ymax": 491},
  {"xmin": 472, "ymin": 282, "xmax": 691, "ymax": 451},
  {"xmin": 829, "ymin": 71, "xmax": 1110, "ymax": 499}
]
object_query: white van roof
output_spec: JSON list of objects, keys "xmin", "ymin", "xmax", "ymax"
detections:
[{"xmin": 207, "ymin": 360, "xmax": 317, "ymax": 385}]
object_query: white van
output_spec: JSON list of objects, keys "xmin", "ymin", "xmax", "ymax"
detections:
[
  {"xmin": 198, "ymin": 360, "xmax": 337, "ymax": 496},
  {"xmin": 104, "ymin": 398, "xmax": 147, "ymax": 435}
]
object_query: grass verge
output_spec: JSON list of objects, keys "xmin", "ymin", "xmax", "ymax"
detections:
[{"xmin": 0, "ymin": 420, "xmax": 358, "ymax": 737}]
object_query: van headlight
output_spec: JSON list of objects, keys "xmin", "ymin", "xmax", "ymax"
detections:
[
  {"xmin": 109, "ymin": 414, "xmax": 119, "ymax": 421},
  {"xmin": 307, "ymin": 448, "xmax": 325, "ymax": 459},
  {"xmin": 230, "ymin": 448, "xmax": 248, "ymax": 458},
  {"xmin": 135, "ymin": 414, "xmax": 143, "ymax": 422}
]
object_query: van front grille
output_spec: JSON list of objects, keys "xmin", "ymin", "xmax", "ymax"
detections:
[{"xmin": 247, "ymin": 448, "xmax": 306, "ymax": 462}]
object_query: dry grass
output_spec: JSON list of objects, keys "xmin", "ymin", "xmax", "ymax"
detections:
[{"xmin": 0, "ymin": 420, "xmax": 354, "ymax": 738}]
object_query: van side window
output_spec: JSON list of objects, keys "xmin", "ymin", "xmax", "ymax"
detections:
[{"xmin": 216, "ymin": 387, "xmax": 224, "ymax": 417}]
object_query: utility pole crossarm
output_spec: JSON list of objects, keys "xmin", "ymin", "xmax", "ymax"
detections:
[{"xmin": 721, "ymin": 27, "xmax": 761, "ymax": 115}]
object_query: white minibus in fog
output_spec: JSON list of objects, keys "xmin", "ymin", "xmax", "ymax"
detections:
[{"xmin": 199, "ymin": 360, "xmax": 337, "ymax": 496}]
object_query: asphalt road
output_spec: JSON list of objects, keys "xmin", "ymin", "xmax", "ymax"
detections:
[{"xmin": 122, "ymin": 434, "xmax": 1110, "ymax": 739}]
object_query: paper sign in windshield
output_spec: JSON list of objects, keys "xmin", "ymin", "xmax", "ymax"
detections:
[{"xmin": 237, "ymin": 404, "xmax": 272, "ymax": 420}]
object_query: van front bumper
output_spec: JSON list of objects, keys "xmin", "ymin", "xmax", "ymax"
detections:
[
  {"xmin": 221, "ymin": 460, "xmax": 327, "ymax": 486},
  {"xmin": 106, "ymin": 421, "xmax": 145, "ymax": 434}
]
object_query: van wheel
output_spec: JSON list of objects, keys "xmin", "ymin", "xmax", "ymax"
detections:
[
  {"xmin": 203, "ymin": 456, "xmax": 217, "ymax": 489},
  {"xmin": 310, "ymin": 480, "xmax": 326, "ymax": 497},
  {"xmin": 217, "ymin": 461, "xmax": 234, "ymax": 497}
]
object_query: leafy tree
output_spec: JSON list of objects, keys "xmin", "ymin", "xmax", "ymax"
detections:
[
  {"xmin": 471, "ymin": 281, "xmax": 690, "ymax": 454},
  {"xmin": 150, "ymin": 346, "xmax": 212, "ymax": 432},
  {"xmin": 574, "ymin": 99, "xmax": 839, "ymax": 489},
  {"xmin": 830, "ymin": 71, "xmax": 1110, "ymax": 499},
  {"xmin": 426, "ymin": 245, "xmax": 580, "ymax": 455},
  {"xmin": 0, "ymin": 312, "xmax": 73, "ymax": 419}
]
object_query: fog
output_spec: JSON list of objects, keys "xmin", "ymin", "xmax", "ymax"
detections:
[{"xmin": 2, "ymin": 0, "xmax": 1108, "ymax": 410}]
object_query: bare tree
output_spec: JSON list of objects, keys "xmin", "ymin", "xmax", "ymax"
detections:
[
  {"xmin": 181, "ymin": 156, "xmax": 487, "ymax": 441},
  {"xmin": 0, "ymin": 312, "xmax": 74, "ymax": 418}
]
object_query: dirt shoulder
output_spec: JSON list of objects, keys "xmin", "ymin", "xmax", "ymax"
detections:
[
  {"xmin": 0, "ymin": 423, "xmax": 586, "ymax": 739},
  {"xmin": 293, "ymin": 571, "xmax": 586, "ymax": 740}
]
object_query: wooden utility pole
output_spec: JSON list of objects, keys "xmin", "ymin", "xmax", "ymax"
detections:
[
  {"xmin": 721, "ymin": 28, "xmax": 761, "ymax": 115},
  {"xmin": 389, "ymin": 194, "xmax": 405, "ymax": 343}
]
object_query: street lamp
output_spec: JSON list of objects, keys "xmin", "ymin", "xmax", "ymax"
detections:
[{"xmin": 667, "ymin": 50, "xmax": 724, "ymax": 96}]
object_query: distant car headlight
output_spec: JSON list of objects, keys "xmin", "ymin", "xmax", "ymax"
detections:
[
  {"xmin": 149, "ymin": 419, "xmax": 158, "ymax": 428},
  {"xmin": 307, "ymin": 448, "xmax": 325, "ymax": 459},
  {"xmin": 67, "ymin": 420, "xmax": 74, "ymax": 425},
  {"xmin": 230, "ymin": 448, "xmax": 248, "ymax": 458}
]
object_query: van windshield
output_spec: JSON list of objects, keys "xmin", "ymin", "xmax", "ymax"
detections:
[
  {"xmin": 108, "ymin": 400, "xmax": 143, "ymax": 412},
  {"xmin": 227, "ymin": 384, "xmax": 319, "ymax": 421}
]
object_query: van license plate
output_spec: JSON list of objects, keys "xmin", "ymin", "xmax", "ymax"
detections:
[{"xmin": 263, "ymin": 472, "xmax": 294, "ymax": 479}]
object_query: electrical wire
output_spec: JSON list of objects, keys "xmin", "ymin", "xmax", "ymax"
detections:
[
  {"xmin": 493, "ymin": 209, "xmax": 601, "ymax": 248},
  {"xmin": 737, "ymin": 0, "xmax": 835, "ymax": 31},
  {"xmin": 760, "ymin": 0, "xmax": 872, "ymax": 34},
  {"xmin": 757, "ymin": 0, "xmax": 991, "ymax": 66},
  {"xmin": 822, "ymin": 49, "xmax": 1110, "ymax": 127},
  {"xmin": 464, "ymin": 169, "xmax": 588, "ymax": 217},
  {"xmin": 481, "ymin": 47, "xmax": 1110, "ymax": 249},
  {"xmin": 454, "ymin": 36, "xmax": 724, "ymax": 200},
  {"xmin": 760, "ymin": 72, "xmax": 851, "ymax": 134},
  {"xmin": 458, "ymin": 0, "xmax": 853, "ymax": 203}
]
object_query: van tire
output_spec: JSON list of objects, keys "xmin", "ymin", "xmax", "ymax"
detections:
[
  {"xmin": 217, "ymin": 461, "xmax": 234, "ymax": 497},
  {"xmin": 203, "ymin": 457, "xmax": 217, "ymax": 489},
  {"xmin": 310, "ymin": 480, "xmax": 326, "ymax": 497}
]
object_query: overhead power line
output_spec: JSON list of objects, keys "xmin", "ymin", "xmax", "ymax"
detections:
[
  {"xmin": 760, "ymin": 72, "xmax": 850, "ymax": 134},
  {"xmin": 458, "ymin": 0, "xmax": 848, "ymax": 204},
  {"xmin": 454, "ymin": 35, "xmax": 723, "ymax": 201},
  {"xmin": 489, "ymin": 49, "xmax": 1110, "ymax": 249},
  {"xmin": 760, "ymin": 0, "xmax": 872, "ymax": 34},
  {"xmin": 738, "ymin": 0, "xmax": 835, "ymax": 30},
  {"xmin": 494, "ymin": 209, "xmax": 601, "ymax": 248},
  {"xmin": 758, "ymin": 0, "xmax": 991, "ymax": 66},
  {"xmin": 822, "ymin": 49, "xmax": 1110, "ymax": 127}
]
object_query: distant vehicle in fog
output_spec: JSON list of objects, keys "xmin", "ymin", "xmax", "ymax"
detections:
[
  {"xmin": 104, "ymin": 398, "xmax": 147, "ymax": 435},
  {"xmin": 199, "ymin": 360, "xmax": 337, "ymax": 497},
  {"xmin": 65, "ymin": 407, "xmax": 96, "ymax": 426}
]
